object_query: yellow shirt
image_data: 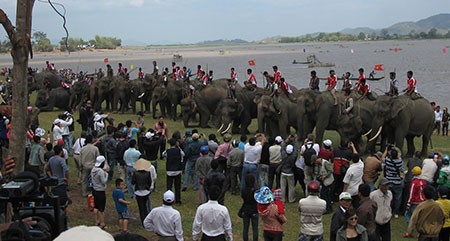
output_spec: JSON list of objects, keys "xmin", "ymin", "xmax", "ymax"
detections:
[{"xmin": 437, "ymin": 198, "xmax": 450, "ymax": 228}]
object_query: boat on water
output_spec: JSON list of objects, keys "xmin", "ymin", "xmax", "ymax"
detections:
[
  {"xmin": 292, "ymin": 54, "xmax": 335, "ymax": 68},
  {"xmin": 173, "ymin": 54, "xmax": 183, "ymax": 62}
]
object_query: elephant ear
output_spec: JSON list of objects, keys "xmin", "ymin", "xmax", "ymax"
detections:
[
  {"xmin": 253, "ymin": 93, "xmax": 263, "ymax": 104},
  {"xmin": 390, "ymin": 97, "xmax": 408, "ymax": 120}
]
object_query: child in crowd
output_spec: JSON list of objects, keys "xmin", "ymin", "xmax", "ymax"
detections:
[{"xmin": 113, "ymin": 178, "xmax": 131, "ymax": 232}]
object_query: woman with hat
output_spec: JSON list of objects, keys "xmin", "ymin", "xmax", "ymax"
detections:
[
  {"xmin": 132, "ymin": 158, "xmax": 157, "ymax": 226},
  {"xmin": 90, "ymin": 155, "xmax": 109, "ymax": 229},
  {"xmin": 255, "ymin": 186, "xmax": 287, "ymax": 241}
]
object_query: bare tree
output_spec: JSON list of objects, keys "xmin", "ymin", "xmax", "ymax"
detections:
[{"xmin": 0, "ymin": 0, "xmax": 35, "ymax": 173}]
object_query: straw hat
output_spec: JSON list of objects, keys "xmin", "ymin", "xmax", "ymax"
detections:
[
  {"xmin": 133, "ymin": 158, "xmax": 152, "ymax": 171},
  {"xmin": 54, "ymin": 226, "xmax": 114, "ymax": 241}
]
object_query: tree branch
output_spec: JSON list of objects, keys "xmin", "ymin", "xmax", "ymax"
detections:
[{"xmin": 0, "ymin": 9, "xmax": 16, "ymax": 43}]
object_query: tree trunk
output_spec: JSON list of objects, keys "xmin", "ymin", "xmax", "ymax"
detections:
[{"xmin": 1, "ymin": 0, "xmax": 35, "ymax": 173}]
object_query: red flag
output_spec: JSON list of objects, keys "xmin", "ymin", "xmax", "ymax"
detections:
[
  {"xmin": 103, "ymin": 58, "xmax": 109, "ymax": 63},
  {"xmin": 374, "ymin": 64, "xmax": 384, "ymax": 71},
  {"xmin": 248, "ymin": 59, "xmax": 255, "ymax": 66},
  {"xmin": 394, "ymin": 48, "xmax": 398, "ymax": 53},
  {"xmin": 443, "ymin": 48, "xmax": 447, "ymax": 54}
]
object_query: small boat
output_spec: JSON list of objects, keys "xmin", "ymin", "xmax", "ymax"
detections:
[
  {"xmin": 349, "ymin": 76, "xmax": 385, "ymax": 81},
  {"xmin": 173, "ymin": 54, "xmax": 183, "ymax": 62},
  {"xmin": 292, "ymin": 54, "xmax": 335, "ymax": 68}
]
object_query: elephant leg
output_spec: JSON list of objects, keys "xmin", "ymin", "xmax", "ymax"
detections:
[
  {"xmin": 421, "ymin": 132, "xmax": 432, "ymax": 158},
  {"xmin": 394, "ymin": 128, "xmax": 406, "ymax": 155},
  {"xmin": 405, "ymin": 135, "xmax": 415, "ymax": 157}
]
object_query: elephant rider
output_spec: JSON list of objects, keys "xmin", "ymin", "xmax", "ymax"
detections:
[
  {"xmin": 106, "ymin": 64, "xmax": 113, "ymax": 79},
  {"xmin": 161, "ymin": 71, "xmax": 169, "ymax": 86},
  {"xmin": 245, "ymin": 68, "xmax": 257, "ymax": 91},
  {"xmin": 342, "ymin": 72, "xmax": 352, "ymax": 92},
  {"xmin": 357, "ymin": 78, "xmax": 376, "ymax": 100},
  {"xmin": 183, "ymin": 79, "xmax": 195, "ymax": 98},
  {"xmin": 183, "ymin": 66, "xmax": 192, "ymax": 80},
  {"xmin": 273, "ymin": 65, "xmax": 282, "ymax": 83},
  {"xmin": 279, "ymin": 78, "xmax": 294, "ymax": 101},
  {"xmin": 200, "ymin": 71, "xmax": 209, "ymax": 88},
  {"xmin": 117, "ymin": 63, "xmax": 125, "ymax": 76},
  {"xmin": 227, "ymin": 78, "xmax": 237, "ymax": 102},
  {"xmin": 342, "ymin": 89, "xmax": 354, "ymax": 115},
  {"xmin": 195, "ymin": 65, "xmax": 203, "ymax": 80},
  {"xmin": 386, "ymin": 72, "xmax": 399, "ymax": 96},
  {"xmin": 138, "ymin": 67, "xmax": 144, "ymax": 80},
  {"xmin": 230, "ymin": 67, "xmax": 238, "ymax": 82},
  {"xmin": 355, "ymin": 68, "xmax": 366, "ymax": 89},
  {"xmin": 97, "ymin": 68, "xmax": 105, "ymax": 80},
  {"xmin": 268, "ymin": 76, "xmax": 281, "ymax": 115},
  {"xmin": 326, "ymin": 69, "xmax": 338, "ymax": 105},
  {"xmin": 402, "ymin": 70, "xmax": 417, "ymax": 96},
  {"xmin": 152, "ymin": 61, "xmax": 159, "ymax": 75},
  {"xmin": 175, "ymin": 66, "xmax": 184, "ymax": 81},
  {"xmin": 208, "ymin": 70, "xmax": 214, "ymax": 83},
  {"xmin": 171, "ymin": 62, "xmax": 177, "ymax": 74},
  {"xmin": 309, "ymin": 70, "xmax": 320, "ymax": 91}
]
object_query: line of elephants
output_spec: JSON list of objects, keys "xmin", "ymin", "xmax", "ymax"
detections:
[{"xmin": 29, "ymin": 70, "xmax": 434, "ymax": 157}]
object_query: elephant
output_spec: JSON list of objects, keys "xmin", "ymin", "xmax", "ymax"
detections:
[
  {"xmin": 28, "ymin": 70, "xmax": 62, "ymax": 92},
  {"xmin": 35, "ymin": 87, "xmax": 70, "ymax": 112},
  {"xmin": 90, "ymin": 76, "xmax": 121, "ymax": 111},
  {"xmin": 165, "ymin": 79, "xmax": 184, "ymax": 121},
  {"xmin": 180, "ymin": 96, "xmax": 198, "ymax": 128},
  {"xmin": 253, "ymin": 92, "xmax": 302, "ymax": 138},
  {"xmin": 215, "ymin": 87, "xmax": 262, "ymax": 135},
  {"xmin": 151, "ymin": 85, "xmax": 170, "ymax": 119},
  {"xmin": 139, "ymin": 73, "xmax": 159, "ymax": 113},
  {"xmin": 69, "ymin": 80, "xmax": 90, "ymax": 110},
  {"xmin": 366, "ymin": 95, "xmax": 434, "ymax": 157}
]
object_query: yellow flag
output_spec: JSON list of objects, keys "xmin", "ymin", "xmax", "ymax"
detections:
[{"xmin": 130, "ymin": 64, "xmax": 134, "ymax": 70}]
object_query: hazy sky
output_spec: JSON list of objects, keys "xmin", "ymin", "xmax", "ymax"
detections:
[{"xmin": 0, "ymin": 0, "xmax": 449, "ymax": 45}]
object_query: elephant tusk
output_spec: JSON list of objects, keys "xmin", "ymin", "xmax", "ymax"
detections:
[
  {"xmin": 368, "ymin": 126, "xmax": 383, "ymax": 142},
  {"xmin": 217, "ymin": 123, "xmax": 224, "ymax": 133},
  {"xmin": 221, "ymin": 123, "xmax": 232, "ymax": 135},
  {"xmin": 362, "ymin": 129, "xmax": 373, "ymax": 137}
]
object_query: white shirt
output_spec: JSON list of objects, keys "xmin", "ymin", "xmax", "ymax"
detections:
[
  {"xmin": 435, "ymin": 111, "xmax": 443, "ymax": 122},
  {"xmin": 192, "ymin": 200, "xmax": 233, "ymax": 241},
  {"xmin": 135, "ymin": 165, "xmax": 157, "ymax": 196},
  {"xmin": 59, "ymin": 117, "xmax": 73, "ymax": 135},
  {"xmin": 244, "ymin": 142, "xmax": 262, "ymax": 164},
  {"xmin": 343, "ymin": 160, "xmax": 364, "ymax": 196},
  {"xmin": 52, "ymin": 125, "xmax": 64, "ymax": 143},
  {"xmin": 421, "ymin": 158, "xmax": 438, "ymax": 183},
  {"xmin": 144, "ymin": 205, "xmax": 184, "ymax": 241},
  {"xmin": 72, "ymin": 138, "xmax": 85, "ymax": 155}
]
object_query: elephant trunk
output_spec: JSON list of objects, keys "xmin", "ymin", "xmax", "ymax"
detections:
[{"xmin": 368, "ymin": 126, "xmax": 383, "ymax": 142}]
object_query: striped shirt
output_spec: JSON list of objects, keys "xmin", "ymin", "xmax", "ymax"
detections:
[
  {"xmin": 299, "ymin": 195, "xmax": 327, "ymax": 236},
  {"xmin": 383, "ymin": 157, "xmax": 404, "ymax": 185}
]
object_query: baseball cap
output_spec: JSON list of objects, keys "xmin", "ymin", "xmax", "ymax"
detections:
[
  {"xmin": 275, "ymin": 136, "xmax": 283, "ymax": 144},
  {"xmin": 57, "ymin": 139, "xmax": 64, "ymax": 146},
  {"xmin": 95, "ymin": 155, "xmax": 106, "ymax": 167},
  {"xmin": 323, "ymin": 139, "xmax": 332, "ymax": 147},
  {"xmin": 286, "ymin": 144, "xmax": 293, "ymax": 154},
  {"xmin": 145, "ymin": 131, "xmax": 154, "ymax": 139},
  {"xmin": 339, "ymin": 192, "xmax": 352, "ymax": 200},
  {"xmin": 164, "ymin": 190, "xmax": 175, "ymax": 203}
]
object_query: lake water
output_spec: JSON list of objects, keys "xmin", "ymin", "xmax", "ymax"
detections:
[{"xmin": 0, "ymin": 39, "xmax": 449, "ymax": 106}]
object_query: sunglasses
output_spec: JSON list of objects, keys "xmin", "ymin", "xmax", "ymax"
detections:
[{"xmin": 349, "ymin": 217, "xmax": 358, "ymax": 221}]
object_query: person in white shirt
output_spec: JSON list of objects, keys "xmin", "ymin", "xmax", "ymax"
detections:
[
  {"xmin": 343, "ymin": 153, "xmax": 364, "ymax": 208},
  {"xmin": 144, "ymin": 190, "xmax": 183, "ymax": 241},
  {"xmin": 72, "ymin": 133, "xmax": 86, "ymax": 184},
  {"xmin": 300, "ymin": 134, "xmax": 320, "ymax": 188},
  {"xmin": 192, "ymin": 185, "xmax": 233, "ymax": 241},
  {"xmin": 52, "ymin": 119, "xmax": 64, "ymax": 145},
  {"xmin": 435, "ymin": 106, "xmax": 443, "ymax": 135},
  {"xmin": 241, "ymin": 134, "xmax": 265, "ymax": 190}
]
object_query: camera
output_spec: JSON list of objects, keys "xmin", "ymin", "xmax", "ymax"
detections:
[{"xmin": 0, "ymin": 172, "xmax": 67, "ymax": 241}]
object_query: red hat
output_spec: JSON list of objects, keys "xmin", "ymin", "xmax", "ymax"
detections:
[{"xmin": 57, "ymin": 139, "xmax": 64, "ymax": 145}]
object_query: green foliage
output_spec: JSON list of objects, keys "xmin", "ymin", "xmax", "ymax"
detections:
[
  {"xmin": 280, "ymin": 32, "xmax": 358, "ymax": 43},
  {"xmin": 32, "ymin": 31, "xmax": 53, "ymax": 52},
  {"xmin": 94, "ymin": 35, "xmax": 121, "ymax": 49},
  {"xmin": 59, "ymin": 37, "xmax": 87, "ymax": 52}
]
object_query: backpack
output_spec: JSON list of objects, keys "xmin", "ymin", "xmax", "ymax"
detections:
[{"xmin": 303, "ymin": 143, "xmax": 316, "ymax": 166}]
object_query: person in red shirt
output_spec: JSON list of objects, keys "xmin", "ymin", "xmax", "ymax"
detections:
[
  {"xmin": 138, "ymin": 67, "xmax": 144, "ymax": 80},
  {"xmin": 357, "ymin": 78, "xmax": 375, "ymax": 100},
  {"xmin": 319, "ymin": 139, "xmax": 334, "ymax": 161},
  {"xmin": 230, "ymin": 67, "xmax": 238, "ymax": 81},
  {"xmin": 201, "ymin": 71, "xmax": 209, "ymax": 87},
  {"xmin": 195, "ymin": 65, "xmax": 203, "ymax": 80},
  {"xmin": 327, "ymin": 69, "xmax": 338, "ymax": 105},
  {"xmin": 403, "ymin": 166, "xmax": 427, "ymax": 237},
  {"xmin": 176, "ymin": 66, "xmax": 184, "ymax": 81},
  {"xmin": 171, "ymin": 62, "xmax": 177, "ymax": 74},
  {"xmin": 273, "ymin": 66, "xmax": 282, "ymax": 83},
  {"xmin": 402, "ymin": 70, "xmax": 417, "ymax": 95},
  {"xmin": 245, "ymin": 68, "xmax": 257, "ymax": 91},
  {"xmin": 117, "ymin": 63, "xmax": 124, "ymax": 76},
  {"xmin": 279, "ymin": 78, "xmax": 293, "ymax": 101},
  {"xmin": 355, "ymin": 68, "xmax": 365, "ymax": 89}
]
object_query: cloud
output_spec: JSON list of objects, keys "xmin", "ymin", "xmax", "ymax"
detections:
[{"xmin": 130, "ymin": 0, "xmax": 144, "ymax": 7}]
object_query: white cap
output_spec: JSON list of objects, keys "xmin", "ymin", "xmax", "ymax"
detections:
[
  {"xmin": 339, "ymin": 192, "xmax": 352, "ymax": 200},
  {"xmin": 163, "ymin": 190, "xmax": 175, "ymax": 203},
  {"xmin": 54, "ymin": 226, "xmax": 114, "ymax": 241},
  {"xmin": 35, "ymin": 128, "xmax": 46, "ymax": 137},
  {"xmin": 275, "ymin": 136, "xmax": 283, "ymax": 144},
  {"xmin": 93, "ymin": 114, "xmax": 102, "ymax": 122},
  {"xmin": 286, "ymin": 144, "xmax": 293, "ymax": 154},
  {"xmin": 53, "ymin": 119, "xmax": 61, "ymax": 125},
  {"xmin": 323, "ymin": 139, "xmax": 332, "ymax": 147},
  {"xmin": 95, "ymin": 155, "xmax": 106, "ymax": 167},
  {"xmin": 145, "ymin": 131, "xmax": 154, "ymax": 139}
]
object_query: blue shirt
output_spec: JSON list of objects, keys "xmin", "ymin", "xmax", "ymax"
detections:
[
  {"xmin": 123, "ymin": 127, "xmax": 139, "ymax": 140},
  {"xmin": 123, "ymin": 147, "xmax": 141, "ymax": 166},
  {"xmin": 45, "ymin": 155, "xmax": 69, "ymax": 186},
  {"xmin": 112, "ymin": 188, "xmax": 128, "ymax": 212},
  {"xmin": 238, "ymin": 141, "xmax": 246, "ymax": 151}
]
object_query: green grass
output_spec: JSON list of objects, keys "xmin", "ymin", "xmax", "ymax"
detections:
[{"xmin": 32, "ymin": 107, "xmax": 450, "ymax": 241}]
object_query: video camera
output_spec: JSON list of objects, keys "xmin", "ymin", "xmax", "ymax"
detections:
[{"xmin": 0, "ymin": 171, "xmax": 67, "ymax": 241}]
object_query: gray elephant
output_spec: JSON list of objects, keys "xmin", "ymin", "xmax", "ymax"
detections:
[
  {"xmin": 152, "ymin": 85, "xmax": 170, "ymax": 119},
  {"xmin": 366, "ymin": 95, "xmax": 434, "ymax": 157},
  {"xmin": 216, "ymin": 87, "xmax": 262, "ymax": 135},
  {"xmin": 28, "ymin": 70, "xmax": 62, "ymax": 92},
  {"xmin": 139, "ymin": 73, "xmax": 159, "ymax": 113},
  {"xmin": 35, "ymin": 87, "xmax": 70, "ymax": 112},
  {"xmin": 90, "ymin": 76, "xmax": 119, "ymax": 111},
  {"xmin": 69, "ymin": 80, "xmax": 90, "ymax": 110}
]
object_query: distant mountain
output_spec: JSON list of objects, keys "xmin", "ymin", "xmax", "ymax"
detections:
[
  {"xmin": 340, "ymin": 13, "xmax": 450, "ymax": 36},
  {"xmin": 197, "ymin": 39, "xmax": 248, "ymax": 45}
]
